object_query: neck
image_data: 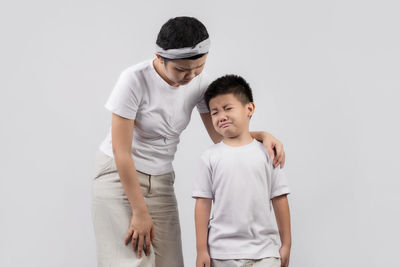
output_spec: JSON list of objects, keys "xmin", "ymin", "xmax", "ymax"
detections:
[
  {"xmin": 153, "ymin": 58, "xmax": 179, "ymax": 87},
  {"xmin": 222, "ymin": 131, "xmax": 253, "ymax": 147}
]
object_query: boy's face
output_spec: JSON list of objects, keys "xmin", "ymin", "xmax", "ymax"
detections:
[
  {"xmin": 159, "ymin": 54, "xmax": 208, "ymax": 86},
  {"xmin": 209, "ymin": 93, "xmax": 255, "ymax": 138}
]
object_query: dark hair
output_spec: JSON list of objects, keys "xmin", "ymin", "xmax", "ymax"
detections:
[
  {"xmin": 204, "ymin": 75, "xmax": 254, "ymax": 109},
  {"xmin": 156, "ymin": 16, "xmax": 209, "ymax": 61}
]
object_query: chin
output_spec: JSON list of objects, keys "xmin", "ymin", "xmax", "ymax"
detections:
[
  {"xmin": 179, "ymin": 80, "xmax": 191, "ymax": 85},
  {"xmin": 221, "ymin": 129, "xmax": 238, "ymax": 138}
]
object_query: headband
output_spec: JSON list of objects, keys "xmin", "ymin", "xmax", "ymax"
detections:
[{"xmin": 155, "ymin": 38, "xmax": 210, "ymax": 59}]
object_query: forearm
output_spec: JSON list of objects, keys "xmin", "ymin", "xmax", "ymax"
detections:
[
  {"xmin": 114, "ymin": 152, "xmax": 148, "ymax": 214},
  {"xmin": 195, "ymin": 198, "xmax": 212, "ymax": 252},
  {"xmin": 205, "ymin": 124, "xmax": 222, "ymax": 144},
  {"xmin": 272, "ymin": 195, "xmax": 291, "ymax": 247},
  {"xmin": 250, "ymin": 131, "xmax": 268, "ymax": 142}
]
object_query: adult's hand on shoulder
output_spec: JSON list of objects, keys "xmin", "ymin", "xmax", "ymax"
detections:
[{"xmin": 262, "ymin": 132, "xmax": 286, "ymax": 168}]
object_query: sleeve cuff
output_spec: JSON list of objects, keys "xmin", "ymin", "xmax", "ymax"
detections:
[
  {"xmin": 271, "ymin": 188, "xmax": 290, "ymax": 199},
  {"xmin": 196, "ymin": 106, "xmax": 210, "ymax": 114},
  {"xmin": 105, "ymin": 103, "xmax": 137, "ymax": 120},
  {"xmin": 192, "ymin": 191, "xmax": 213, "ymax": 199}
]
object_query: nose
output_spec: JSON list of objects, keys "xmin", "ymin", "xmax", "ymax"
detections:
[
  {"xmin": 185, "ymin": 70, "xmax": 196, "ymax": 80},
  {"xmin": 218, "ymin": 111, "xmax": 227, "ymax": 122}
]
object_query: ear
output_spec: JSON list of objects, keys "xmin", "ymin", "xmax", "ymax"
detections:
[
  {"xmin": 247, "ymin": 102, "xmax": 255, "ymax": 118},
  {"xmin": 155, "ymin": 53, "xmax": 164, "ymax": 64}
]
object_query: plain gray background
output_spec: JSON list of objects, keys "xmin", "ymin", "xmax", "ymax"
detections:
[{"xmin": 1, "ymin": 0, "xmax": 399, "ymax": 266}]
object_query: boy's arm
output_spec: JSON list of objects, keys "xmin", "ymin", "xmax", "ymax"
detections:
[
  {"xmin": 195, "ymin": 197, "xmax": 212, "ymax": 267},
  {"xmin": 272, "ymin": 194, "xmax": 291, "ymax": 267}
]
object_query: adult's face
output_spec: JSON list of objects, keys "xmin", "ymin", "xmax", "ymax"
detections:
[{"xmin": 160, "ymin": 53, "xmax": 208, "ymax": 86}]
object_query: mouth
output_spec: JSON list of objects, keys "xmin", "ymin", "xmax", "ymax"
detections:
[{"xmin": 219, "ymin": 122, "xmax": 231, "ymax": 128}]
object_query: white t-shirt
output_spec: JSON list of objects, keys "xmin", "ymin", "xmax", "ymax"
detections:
[
  {"xmin": 192, "ymin": 139, "xmax": 290, "ymax": 260},
  {"xmin": 100, "ymin": 59, "xmax": 210, "ymax": 175}
]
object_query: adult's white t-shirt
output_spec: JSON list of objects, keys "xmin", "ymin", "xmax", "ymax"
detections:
[
  {"xmin": 100, "ymin": 59, "xmax": 210, "ymax": 175},
  {"xmin": 192, "ymin": 139, "xmax": 290, "ymax": 260}
]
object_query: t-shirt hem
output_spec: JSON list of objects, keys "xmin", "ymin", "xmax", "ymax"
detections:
[
  {"xmin": 99, "ymin": 147, "xmax": 113, "ymax": 158},
  {"xmin": 97, "ymin": 148, "xmax": 173, "ymax": 176},
  {"xmin": 210, "ymin": 250, "xmax": 280, "ymax": 260}
]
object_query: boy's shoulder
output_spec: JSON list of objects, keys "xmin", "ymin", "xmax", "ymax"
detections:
[
  {"xmin": 200, "ymin": 140, "xmax": 272, "ymax": 164},
  {"xmin": 200, "ymin": 142, "xmax": 224, "ymax": 159},
  {"xmin": 253, "ymin": 140, "xmax": 273, "ymax": 163}
]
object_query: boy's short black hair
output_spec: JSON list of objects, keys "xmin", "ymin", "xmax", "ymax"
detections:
[
  {"xmin": 204, "ymin": 75, "xmax": 254, "ymax": 109},
  {"xmin": 156, "ymin": 16, "xmax": 209, "ymax": 61}
]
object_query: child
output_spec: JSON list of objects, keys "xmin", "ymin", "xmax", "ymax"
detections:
[{"xmin": 192, "ymin": 75, "xmax": 291, "ymax": 267}]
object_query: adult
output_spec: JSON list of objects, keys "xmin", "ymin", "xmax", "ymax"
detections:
[{"xmin": 92, "ymin": 16, "xmax": 285, "ymax": 267}]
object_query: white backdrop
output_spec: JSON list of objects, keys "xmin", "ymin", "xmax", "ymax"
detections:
[{"xmin": 1, "ymin": 0, "xmax": 399, "ymax": 266}]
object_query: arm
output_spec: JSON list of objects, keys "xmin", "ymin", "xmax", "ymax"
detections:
[
  {"xmin": 272, "ymin": 195, "xmax": 291, "ymax": 267},
  {"xmin": 200, "ymin": 112, "xmax": 286, "ymax": 168},
  {"xmin": 195, "ymin": 198, "xmax": 212, "ymax": 267},
  {"xmin": 111, "ymin": 113, "xmax": 154, "ymax": 258},
  {"xmin": 200, "ymin": 112, "xmax": 222, "ymax": 144}
]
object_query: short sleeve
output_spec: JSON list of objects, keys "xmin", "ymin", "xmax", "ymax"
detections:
[
  {"xmin": 196, "ymin": 72, "xmax": 211, "ymax": 114},
  {"xmin": 270, "ymin": 166, "xmax": 290, "ymax": 199},
  {"xmin": 105, "ymin": 69, "xmax": 142, "ymax": 120},
  {"xmin": 192, "ymin": 152, "xmax": 213, "ymax": 199}
]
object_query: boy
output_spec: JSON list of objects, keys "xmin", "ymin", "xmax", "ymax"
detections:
[{"xmin": 192, "ymin": 75, "xmax": 291, "ymax": 267}]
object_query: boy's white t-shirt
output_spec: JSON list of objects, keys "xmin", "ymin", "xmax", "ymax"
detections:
[
  {"xmin": 100, "ymin": 59, "xmax": 210, "ymax": 175},
  {"xmin": 192, "ymin": 139, "xmax": 290, "ymax": 260}
]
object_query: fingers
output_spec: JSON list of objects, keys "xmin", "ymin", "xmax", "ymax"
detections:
[
  {"xmin": 145, "ymin": 234, "xmax": 151, "ymax": 256},
  {"xmin": 131, "ymin": 231, "xmax": 139, "ymax": 251},
  {"xmin": 127, "ymin": 230, "xmax": 152, "ymax": 259},
  {"xmin": 273, "ymin": 143, "xmax": 286, "ymax": 168},
  {"xmin": 137, "ymin": 234, "xmax": 144, "ymax": 258},
  {"xmin": 281, "ymin": 150, "xmax": 286, "ymax": 168},
  {"xmin": 196, "ymin": 259, "xmax": 210, "ymax": 267},
  {"xmin": 124, "ymin": 228, "xmax": 133, "ymax": 245},
  {"xmin": 266, "ymin": 145, "xmax": 275, "ymax": 161},
  {"xmin": 281, "ymin": 256, "xmax": 289, "ymax": 267}
]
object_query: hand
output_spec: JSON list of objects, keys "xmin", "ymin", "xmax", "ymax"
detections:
[
  {"xmin": 196, "ymin": 250, "xmax": 211, "ymax": 267},
  {"xmin": 262, "ymin": 132, "xmax": 285, "ymax": 168},
  {"xmin": 279, "ymin": 245, "xmax": 291, "ymax": 267},
  {"xmin": 124, "ymin": 211, "xmax": 155, "ymax": 259}
]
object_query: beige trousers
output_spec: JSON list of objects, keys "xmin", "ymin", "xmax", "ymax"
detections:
[
  {"xmin": 211, "ymin": 257, "xmax": 281, "ymax": 267},
  {"xmin": 91, "ymin": 151, "xmax": 184, "ymax": 267}
]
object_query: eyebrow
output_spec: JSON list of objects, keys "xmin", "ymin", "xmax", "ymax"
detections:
[
  {"xmin": 176, "ymin": 63, "xmax": 205, "ymax": 71},
  {"xmin": 210, "ymin": 104, "xmax": 232, "ymax": 111}
]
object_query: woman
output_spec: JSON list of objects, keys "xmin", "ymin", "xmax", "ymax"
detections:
[{"xmin": 92, "ymin": 16, "xmax": 285, "ymax": 267}]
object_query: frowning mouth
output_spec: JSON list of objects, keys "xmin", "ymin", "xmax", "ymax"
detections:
[{"xmin": 219, "ymin": 122, "xmax": 231, "ymax": 128}]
